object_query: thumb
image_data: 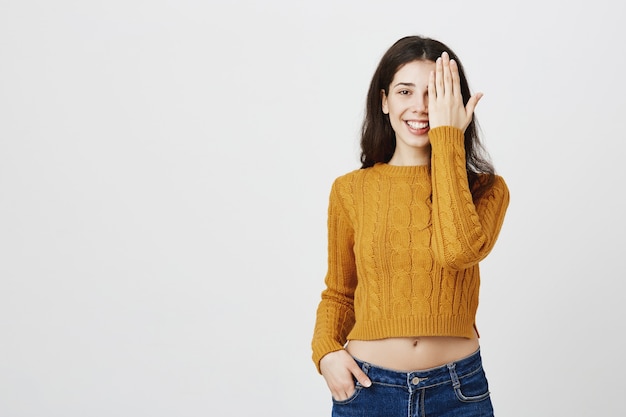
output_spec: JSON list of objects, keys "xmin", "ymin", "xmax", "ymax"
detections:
[
  {"xmin": 350, "ymin": 363, "xmax": 372, "ymax": 388},
  {"xmin": 465, "ymin": 92, "xmax": 483, "ymax": 117},
  {"xmin": 463, "ymin": 92, "xmax": 483, "ymax": 131}
]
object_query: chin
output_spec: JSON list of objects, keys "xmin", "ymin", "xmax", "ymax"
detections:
[{"xmin": 406, "ymin": 139, "xmax": 430, "ymax": 149}]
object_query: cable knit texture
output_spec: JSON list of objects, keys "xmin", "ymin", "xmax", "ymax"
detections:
[{"xmin": 312, "ymin": 126, "xmax": 510, "ymax": 373}]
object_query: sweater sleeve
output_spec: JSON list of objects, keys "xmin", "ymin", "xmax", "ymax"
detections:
[
  {"xmin": 311, "ymin": 179, "xmax": 357, "ymax": 374},
  {"xmin": 429, "ymin": 126, "xmax": 510, "ymax": 270}
]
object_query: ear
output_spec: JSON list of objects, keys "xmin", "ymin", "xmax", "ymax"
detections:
[{"xmin": 381, "ymin": 89, "xmax": 389, "ymax": 114}]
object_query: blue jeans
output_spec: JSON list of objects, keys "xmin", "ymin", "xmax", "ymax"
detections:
[{"xmin": 332, "ymin": 349, "xmax": 494, "ymax": 417}]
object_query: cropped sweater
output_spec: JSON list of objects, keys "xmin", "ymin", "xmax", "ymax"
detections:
[{"xmin": 311, "ymin": 126, "xmax": 510, "ymax": 373}]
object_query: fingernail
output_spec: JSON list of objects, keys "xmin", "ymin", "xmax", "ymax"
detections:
[{"xmin": 363, "ymin": 380, "xmax": 372, "ymax": 387}]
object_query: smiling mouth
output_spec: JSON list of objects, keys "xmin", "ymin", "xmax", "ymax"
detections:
[{"xmin": 406, "ymin": 121, "xmax": 429, "ymax": 130}]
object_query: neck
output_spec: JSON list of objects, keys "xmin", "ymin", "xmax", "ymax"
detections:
[{"xmin": 388, "ymin": 147, "xmax": 431, "ymax": 167}]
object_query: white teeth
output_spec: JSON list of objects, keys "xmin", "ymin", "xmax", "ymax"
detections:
[{"xmin": 407, "ymin": 121, "xmax": 428, "ymax": 129}]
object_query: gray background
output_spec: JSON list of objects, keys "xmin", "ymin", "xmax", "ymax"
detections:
[{"xmin": 1, "ymin": 0, "xmax": 624, "ymax": 416}]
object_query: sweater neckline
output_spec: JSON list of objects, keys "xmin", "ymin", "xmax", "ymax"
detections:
[{"xmin": 372, "ymin": 162, "xmax": 430, "ymax": 177}]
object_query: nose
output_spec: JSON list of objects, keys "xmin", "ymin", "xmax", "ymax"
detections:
[{"xmin": 411, "ymin": 93, "xmax": 428, "ymax": 113}]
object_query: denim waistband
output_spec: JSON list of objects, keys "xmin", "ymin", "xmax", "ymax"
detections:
[{"xmin": 353, "ymin": 348, "xmax": 484, "ymax": 390}]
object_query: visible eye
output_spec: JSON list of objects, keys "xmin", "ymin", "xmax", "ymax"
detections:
[{"xmin": 398, "ymin": 89, "xmax": 411, "ymax": 95}]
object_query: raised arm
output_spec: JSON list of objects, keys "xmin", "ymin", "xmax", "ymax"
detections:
[
  {"xmin": 427, "ymin": 52, "xmax": 509, "ymax": 270},
  {"xmin": 429, "ymin": 127, "xmax": 509, "ymax": 270}
]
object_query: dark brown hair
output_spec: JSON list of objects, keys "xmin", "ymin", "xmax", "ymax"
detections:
[{"xmin": 360, "ymin": 35, "xmax": 495, "ymax": 200}]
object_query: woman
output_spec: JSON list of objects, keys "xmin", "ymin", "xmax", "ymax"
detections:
[{"xmin": 311, "ymin": 35, "xmax": 510, "ymax": 416}]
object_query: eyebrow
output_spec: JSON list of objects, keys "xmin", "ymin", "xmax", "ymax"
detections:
[{"xmin": 392, "ymin": 82, "xmax": 416, "ymax": 89}]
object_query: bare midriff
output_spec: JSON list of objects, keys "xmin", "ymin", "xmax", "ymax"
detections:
[{"xmin": 345, "ymin": 332, "xmax": 479, "ymax": 372}]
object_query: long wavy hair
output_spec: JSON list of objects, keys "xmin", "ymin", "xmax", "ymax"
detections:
[{"xmin": 360, "ymin": 35, "xmax": 495, "ymax": 200}]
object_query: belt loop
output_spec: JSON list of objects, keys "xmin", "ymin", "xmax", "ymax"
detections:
[{"xmin": 447, "ymin": 362, "xmax": 461, "ymax": 389}]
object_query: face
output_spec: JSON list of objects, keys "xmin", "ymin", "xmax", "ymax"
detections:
[{"xmin": 382, "ymin": 59, "xmax": 436, "ymax": 156}]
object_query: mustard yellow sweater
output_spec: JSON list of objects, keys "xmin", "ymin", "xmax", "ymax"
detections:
[{"xmin": 311, "ymin": 126, "xmax": 510, "ymax": 372}]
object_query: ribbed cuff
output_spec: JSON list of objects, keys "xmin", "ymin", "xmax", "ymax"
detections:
[
  {"xmin": 428, "ymin": 126, "xmax": 465, "ymax": 152},
  {"xmin": 312, "ymin": 339, "xmax": 345, "ymax": 374}
]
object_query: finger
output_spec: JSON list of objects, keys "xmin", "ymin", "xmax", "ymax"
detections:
[
  {"xmin": 435, "ymin": 56, "xmax": 444, "ymax": 96},
  {"xmin": 350, "ymin": 363, "xmax": 372, "ymax": 388},
  {"xmin": 335, "ymin": 382, "xmax": 355, "ymax": 401},
  {"xmin": 450, "ymin": 59, "xmax": 462, "ymax": 101},
  {"xmin": 442, "ymin": 52, "xmax": 452, "ymax": 96},
  {"xmin": 337, "ymin": 389, "xmax": 350, "ymax": 401},
  {"xmin": 344, "ymin": 387, "xmax": 355, "ymax": 399},
  {"xmin": 330, "ymin": 388, "xmax": 343, "ymax": 401},
  {"xmin": 329, "ymin": 382, "xmax": 352, "ymax": 401}
]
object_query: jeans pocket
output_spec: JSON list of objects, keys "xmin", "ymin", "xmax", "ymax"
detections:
[
  {"xmin": 453, "ymin": 368, "xmax": 491, "ymax": 403},
  {"xmin": 332, "ymin": 382, "xmax": 363, "ymax": 405}
]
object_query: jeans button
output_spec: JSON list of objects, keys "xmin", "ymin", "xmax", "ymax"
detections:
[{"xmin": 411, "ymin": 376, "xmax": 420, "ymax": 385}]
